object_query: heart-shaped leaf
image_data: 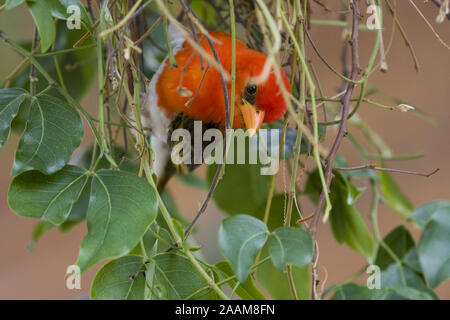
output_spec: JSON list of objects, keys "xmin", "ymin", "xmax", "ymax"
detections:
[
  {"xmin": 12, "ymin": 95, "xmax": 83, "ymax": 176},
  {"xmin": 0, "ymin": 88, "xmax": 27, "ymax": 147},
  {"xmin": 268, "ymin": 227, "xmax": 314, "ymax": 272},
  {"xmin": 91, "ymin": 255, "xmax": 145, "ymax": 300},
  {"xmin": 76, "ymin": 170, "xmax": 158, "ymax": 272},
  {"xmin": 218, "ymin": 214, "xmax": 269, "ymax": 282},
  {"xmin": 8, "ymin": 165, "xmax": 89, "ymax": 225}
]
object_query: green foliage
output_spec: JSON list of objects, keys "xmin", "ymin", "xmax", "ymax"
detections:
[
  {"xmin": 0, "ymin": 88, "xmax": 27, "ymax": 146},
  {"xmin": 8, "ymin": 165, "xmax": 88, "ymax": 225},
  {"xmin": 207, "ymin": 163, "xmax": 271, "ymax": 216},
  {"xmin": 215, "ymin": 260, "xmax": 266, "ymax": 300},
  {"xmin": 412, "ymin": 201, "xmax": 450, "ymax": 287},
  {"xmin": 26, "ymin": 0, "xmax": 56, "ymax": 53},
  {"xmin": 257, "ymin": 245, "xmax": 310, "ymax": 300},
  {"xmin": 91, "ymin": 255, "xmax": 146, "ymax": 300},
  {"xmin": 76, "ymin": 170, "xmax": 158, "ymax": 272},
  {"xmin": 149, "ymin": 253, "xmax": 213, "ymax": 300},
  {"xmin": 378, "ymin": 171, "xmax": 414, "ymax": 216},
  {"xmin": 0, "ymin": 0, "xmax": 448, "ymax": 301},
  {"xmin": 12, "ymin": 95, "xmax": 84, "ymax": 176},
  {"xmin": 375, "ymin": 226, "xmax": 417, "ymax": 270},
  {"xmin": 306, "ymin": 169, "xmax": 374, "ymax": 258},
  {"xmin": 268, "ymin": 227, "xmax": 313, "ymax": 272},
  {"xmin": 218, "ymin": 215, "xmax": 269, "ymax": 282}
]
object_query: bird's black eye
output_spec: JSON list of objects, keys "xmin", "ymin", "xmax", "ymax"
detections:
[{"xmin": 246, "ymin": 85, "xmax": 257, "ymax": 95}]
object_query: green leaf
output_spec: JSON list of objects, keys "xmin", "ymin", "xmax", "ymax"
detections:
[
  {"xmin": 8, "ymin": 165, "xmax": 89, "ymax": 225},
  {"xmin": 59, "ymin": 177, "xmax": 92, "ymax": 230},
  {"xmin": 375, "ymin": 226, "xmax": 416, "ymax": 270},
  {"xmin": 12, "ymin": 95, "xmax": 83, "ymax": 176},
  {"xmin": 412, "ymin": 200, "xmax": 450, "ymax": 228},
  {"xmin": 0, "ymin": 88, "xmax": 27, "ymax": 147},
  {"xmin": 382, "ymin": 286, "xmax": 434, "ymax": 300},
  {"xmin": 207, "ymin": 163, "xmax": 271, "ymax": 216},
  {"xmin": 150, "ymin": 253, "xmax": 212, "ymax": 300},
  {"xmin": 379, "ymin": 171, "xmax": 414, "ymax": 216},
  {"xmin": 6, "ymin": 0, "xmax": 25, "ymax": 10},
  {"xmin": 78, "ymin": 144, "xmax": 138, "ymax": 173},
  {"xmin": 129, "ymin": 228, "xmax": 157, "ymax": 257},
  {"xmin": 343, "ymin": 178, "xmax": 366, "ymax": 205},
  {"xmin": 329, "ymin": 203, "xmax": 373, "ymax": 258},
  {"xmin": 10, "ymin": 95, "xmax": 31, "ymax": 134},
  {"xmin": 307, "ymin": 170, "xmax": 373, "ymax": 258},
  {"xmin": 268, "ymin": 227, "xmax": 314, "ymax": 272},
  {"xmin": 190, "ymin": 0, "xmax": 218, "ymax": 27},
  {"xmin": 26, "ymin": 177, "xmax": 91, "ymax": 246},
  {"xmin": 331, "ymin": 282, "xmax": 434, "ymax": 300},
  {"xmin": 218, "ymin": 215, "xmax": 269, "ymax": 282},
  {"xmin": 412, "ymin": 201, "xmax": 450, "ymax": 287},
  {"xmin": 130, "ymin": 225, "xmax": 173, "ymax": 258},
  {"xmin": 256, "ymin": 245, "xmax": 310, "ymax": 300},
  {"xmin": 332, "ymin": 258, "xmax": 438, "ymax": 300},
  {"xmin": 90, "ymin": 255, "xmax": 145, "ymax": 300},
  {"xmin": 26, "ymin": 0, "xmax": 56, "ymax": 53},
  {"xmin": 215, "ymin": 261, "xmax": 266, "ymax": 300},
  {"xmin": 381, "ymin": 264, "xmax": 437, "ymax": 299},
  {"xmin": 76, "ymin": 170, "xmax": 158, "ymax": 272}
]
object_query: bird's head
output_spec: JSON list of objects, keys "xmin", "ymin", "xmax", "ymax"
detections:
[
  {"xmin": 155, "ymin": 31, "xmax": 290, "ymax": 136},
  {"xmin": 231, "ymin": 48, "xmax": 290, "ymax": 136}
]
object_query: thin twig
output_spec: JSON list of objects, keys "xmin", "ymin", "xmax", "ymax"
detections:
[{"xmin": 334, "ymin": 163, "xmax": 440, "ymax": 177}]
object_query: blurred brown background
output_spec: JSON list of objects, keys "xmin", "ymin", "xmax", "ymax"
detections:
[{"xmin": 0, "ymin": 1, "xmax": 449, "ymax": 299}]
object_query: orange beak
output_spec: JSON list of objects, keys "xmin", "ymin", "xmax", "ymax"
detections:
[{"xmin": 238, "ymin": 101, "xmax": 265, "ymax": 137}]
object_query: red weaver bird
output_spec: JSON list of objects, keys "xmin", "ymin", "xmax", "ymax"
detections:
[{"xmin": 141, "ymin": 28, "xmax": 290, "ymax": 190}]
